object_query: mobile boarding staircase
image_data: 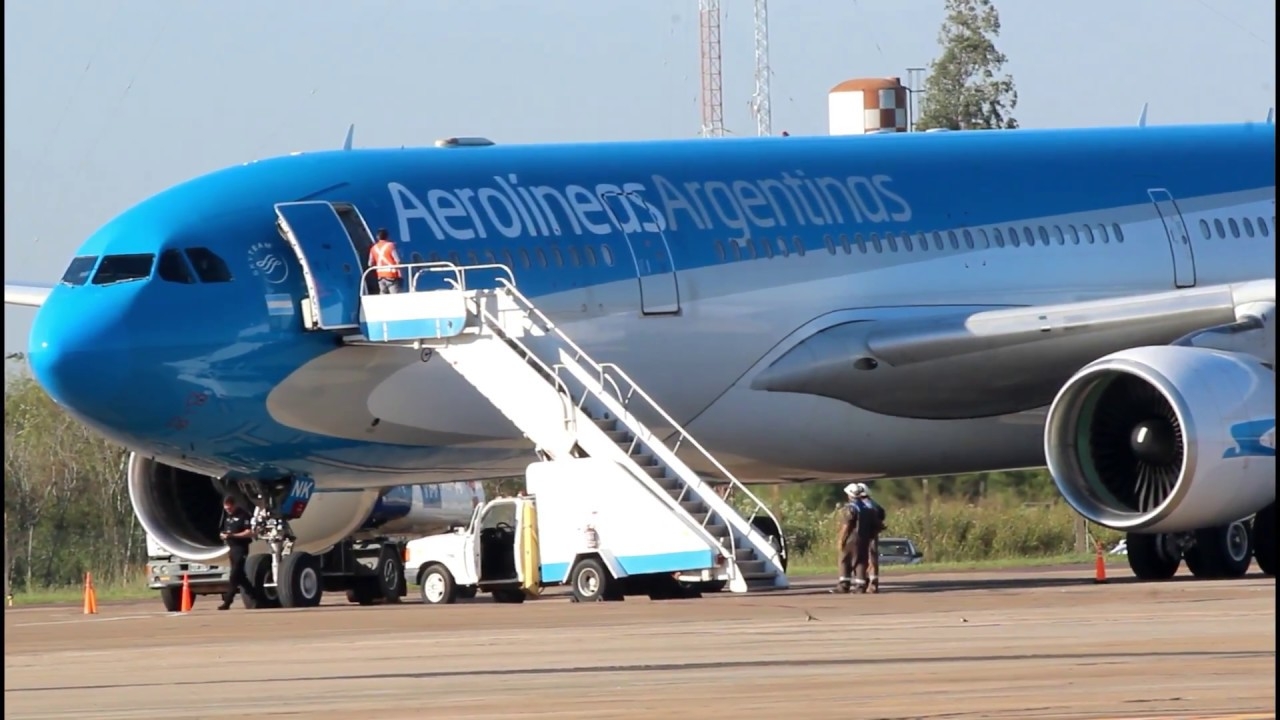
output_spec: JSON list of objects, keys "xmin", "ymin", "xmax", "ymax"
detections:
[{"xmin": 348, "ymin": 262, "xmax": 788, "ymax": 593}]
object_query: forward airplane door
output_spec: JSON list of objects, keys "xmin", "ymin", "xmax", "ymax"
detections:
[
  {"xmin": 598, "ymin": 191, "xmax": 681, "ymax": 315},
  {"xmin": 274, "ymin": 201, "xmax": 367, "ymax": 330},
  {"xmin": 1147, "ymin": 188, "xmax": 1197, "ymax": 288}
]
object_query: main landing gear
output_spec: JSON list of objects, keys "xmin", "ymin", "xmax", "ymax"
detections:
[
  {"xmin": 230, "ymin": 476, "xmax": 407, "ymax": 610},
  {"xmin": 1125, "ymin": 502, "xmax": 1275, "ymax": 581}
]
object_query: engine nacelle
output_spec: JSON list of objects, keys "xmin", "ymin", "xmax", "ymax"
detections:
[
  {"xmin": 127, "ymin": 454, "xmax": 381, "ymax": 562},
  {"xmin": 1045, "ymin": 345, "xmax": 1275, "ymax": 533}
]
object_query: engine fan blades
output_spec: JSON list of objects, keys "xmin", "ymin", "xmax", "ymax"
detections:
[{"xmin": 1088, "ymin": 375, "xmax": 1184, "ymax": 513}]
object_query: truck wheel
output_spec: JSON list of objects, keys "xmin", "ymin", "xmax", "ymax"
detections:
[
  {"xmin": 244, "ymin": 554, "xmax": 279, "ymax": 609},
  {"xmin": 377, "ymin": 544, "xmax": 405, "ymax": 603},
  {"xmin": 346, "ymin": 581, "xmax": 378, "ymax": 606},
  {"xmin": 278, "ymin": 551, "xmax": 323, "ymax": 608},
  {"xmin": 569, "ymin": 557, "xmax": 614, "ymax": 603},
  {"xmin": 160, "ymin": 586, "xmax": 183, "ymax": 612},
  {"xmin": 418, "ymin": 563, "xmax": 458, "ymax": 605}
]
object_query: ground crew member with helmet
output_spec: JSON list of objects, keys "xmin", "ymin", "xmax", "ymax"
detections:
[
  {"xmin": 368, "ymin": 228, "xmax": 403, "ymax": 294},
  {"xmin": 835, "ymin": 482, "xmax": 887, "ymax": 594},
  {"xmin": 217, "ymin": 495, "xmax": 256, "ymax": 610},
  {"xmin": 855, "ymin": 483, "xmax": 887, "ymax": 593}
]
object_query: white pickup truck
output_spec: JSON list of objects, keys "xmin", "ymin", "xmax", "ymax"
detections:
[{"xmin": 406, "ymin": 458, "xmax": 755, "ymax": 604}]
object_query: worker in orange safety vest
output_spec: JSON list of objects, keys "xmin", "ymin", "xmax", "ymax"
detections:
[{"xmin": 368, "ymin": 228, "xmax": 403, "ymax": 294}]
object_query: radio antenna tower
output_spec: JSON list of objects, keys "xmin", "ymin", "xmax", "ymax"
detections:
[
  {"xmin": 699, "ymin": 0, "xmax": 724, "ymax": 137},
  {"xmin": 750, "ymin": 0, "xmax": 772, "ymax": 136}
]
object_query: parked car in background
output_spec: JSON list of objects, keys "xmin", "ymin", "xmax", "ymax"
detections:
[{"xmin": 878, "ymin": 537, "xmax": 924, "ymax": 566}]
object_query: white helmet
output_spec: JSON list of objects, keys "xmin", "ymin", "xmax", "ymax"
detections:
[{"xmin": 844, "ymin": 482, "xmax": 866, "ymax": 498}]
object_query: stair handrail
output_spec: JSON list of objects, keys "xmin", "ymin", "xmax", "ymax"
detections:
[
  {"xmin": 472, "ymin": 299, "xmax": 578, "ymax": 440},
  {"xmin": 359, "ymin": 261, "xmax": 515, "ymax": 296},
  {"xmin": 493, "ymin": 277, "xmax": 784, "ymax": 564},
  {"xmin": 553, "ymin": 363, "xmax": 723, "ymax": 533},
  {"xmin": 550, "ymin": 361, "xmax": 741, "ymax": 571}
]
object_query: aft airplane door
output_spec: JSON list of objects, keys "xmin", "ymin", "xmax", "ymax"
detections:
[
  {"xmin": 599, "ymin": 191, "xmax": 681, "ymax": 315},
  {"xmin": 1147, "ymin": 189, "xmax": 1197, "ymax": 288},
  {"xmin": 274, "ymin": 201, "xmax": 365, "ymax": 330}
]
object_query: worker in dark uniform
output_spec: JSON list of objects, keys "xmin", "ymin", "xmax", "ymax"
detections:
[
  {"xmin": 217, "ymin": 495, "xmax": 256, "ymax": 610},
  {"xmin": 836, "ymin": 483, "xmax": 886, "ymax": 594},
  {"xmin": 856, "ymin": 485, "xmax": 888, "ymax": 593}
]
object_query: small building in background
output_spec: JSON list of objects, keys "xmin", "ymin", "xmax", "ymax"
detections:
[{"xmin": 828, "ymin": 77, "xmax": 909, "ymax": 135}]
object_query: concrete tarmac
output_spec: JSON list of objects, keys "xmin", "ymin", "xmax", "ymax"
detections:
[{"xmin": 4, "ymin": 567, "xmax": 1275, "ymax": 720}]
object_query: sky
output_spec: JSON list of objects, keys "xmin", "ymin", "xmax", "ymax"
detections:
[{"xmin": 4, "ymin": 0, "xmax": 1276, "ymax": 357}]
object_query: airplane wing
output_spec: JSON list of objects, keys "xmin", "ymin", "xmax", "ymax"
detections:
[
  {"xmin": 5, "ymin": 283, "xmax": 53, "ymax": 308},
  {"xmin": 750, "ymin": 278, "xmax": 1275, "ymax": 420}
]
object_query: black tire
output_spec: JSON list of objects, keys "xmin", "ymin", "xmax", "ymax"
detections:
[
  {"xmin": 244, "ymin": 554, "xmax": 278, "ymax": 609},
  {"xmin": 418, "ymin": 563, "xmax": 458, "ymax": 605},
  {"xmin": 569, "ymin": 557, "xmax": 614, "ymax": 603},
  {"xmin": 278, "ymin": 551, "xmax": 324, "ymax": 608},
  {"xmin": 346, "ymin": 581, "xmax": 378, "ymax": 606},
  {"xmin": 1185, "ymin": 521, "xmax": 1253, "ymax": 579},
  {"xmin": 491, "ymin": 588, "xmax": 526, "ymax": 604},
  {"xmin": 377, "ymin": 544, "xmax": 405, "ymax": 603},
  {"xmin": 1125, "ymin": 533, "xmax": 1181, "ymax": 581},
  {"xmin": 751, "ymin": 516, "xmax": 788, "ymax": 572},
  {"xmin": 1254, "ymin": 504, "xmax": 1276, "ymax": 577},
  {"xmin": 650, "ymin": 575, "xmax": 701, "ymax": 600},
  {"xmin": 160, "ymin": 586, "xmax": 183, "ymax": 612}
]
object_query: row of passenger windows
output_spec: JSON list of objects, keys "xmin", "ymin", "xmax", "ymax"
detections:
[
  {"xmin": 713, "ymin": 222, "xmax": 1127, "ymax": 261},
  {"xmin": 59, "ymin": 212, "xmax": 1273, "ymax": 288},
  {"xmin": 405, "ymin": 244, "xmax": 623, "ymax": 271},
  {"xmin": 1199, "ymin": 215, "xmax": 1274, "ymax": 241},
  {"xmin": 60, "ymin": 248, "xmax": 233, "ymax": 287},
  {"xmin": 404, "ymin": 220, "xmax": 1131, "ymax": 275}
]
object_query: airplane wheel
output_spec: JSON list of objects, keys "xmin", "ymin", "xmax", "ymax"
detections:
[
  {"xmin": 278, "ymin": 552, "xmax": 324, "ymax": 608},
  {"xmin": 245, "ymin": 554, "xmax": 279, "ymax": 609},
  {"xmin": 1185, "ymin": 521, "xmax": 1252, "ymax": 579},
  {"xmin": 1253, "ymin": 504, "xmax": 1275, "ymax": 577},
  {"xmin": 1125, "ymin": 533, "xmax": 1181, "ymax": 580}
]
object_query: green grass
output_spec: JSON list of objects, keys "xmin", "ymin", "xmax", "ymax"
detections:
[{"xmin": 8, "ymin": 581, "xmax": 157, "ymax": 607}]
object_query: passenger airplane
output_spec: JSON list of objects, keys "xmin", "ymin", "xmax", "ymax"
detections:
[{"xmin": 4, "ymin": 121, "xmax": 1275, "ymax": 590}]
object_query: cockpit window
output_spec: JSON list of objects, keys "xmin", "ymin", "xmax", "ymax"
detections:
[
  {"xmin": 183, "ymin": 247, "xmax": 233, "ymax": 283},
  {"xmin": 60, "ymin": 256, "xmax": 98, "ymax": 286},
  {"xmin": 92, "ymin": 254, "xmax": 155, "ymax": 285},
  {"xmin": 158, "ymin": 249, "xmax": 197, "ymax": 284}
]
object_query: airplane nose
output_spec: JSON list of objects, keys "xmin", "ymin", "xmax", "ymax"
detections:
[{"xmin": 27, "ymin": 289, "xmax": 132, "ymax": 429}]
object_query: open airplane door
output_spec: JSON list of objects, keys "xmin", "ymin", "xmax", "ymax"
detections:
[
  {"xmin": 274, "ymin": 201, "xmax": 364, "ymax": 330},
  {"xmin": 518, "ymin": 498, "xmax": 542, "ymax": 597}
]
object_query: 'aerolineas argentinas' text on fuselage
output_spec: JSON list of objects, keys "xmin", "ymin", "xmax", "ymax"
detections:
[{"xmin": 389, "ymin": 172, "xmax": 913, "ymax": 243}]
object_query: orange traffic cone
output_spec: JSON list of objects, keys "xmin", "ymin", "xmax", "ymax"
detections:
[
  {"xmin": 180, "ymin": 574, "xmax": 193, "ymax": 613},
  {"xmin": 82, "ymin": 572, "xmax": 98, "ymax": 615},
  {"xmin": 1093, "ymin": 542, "xmax": 1107, "ymax": 584}
]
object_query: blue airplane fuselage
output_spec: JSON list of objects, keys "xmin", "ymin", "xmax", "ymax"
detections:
[{"xmin": 24, "ymin": 123, "xmax": 1276, "ymax": 489}]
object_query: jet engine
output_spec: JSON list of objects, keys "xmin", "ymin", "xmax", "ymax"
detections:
[
  {"xmin": 1044, "ymin": 345, "xmax": 1275, "ymax": 534},
  {"xmin": 127, "ymin": 453, "xmax": 381, "ymax": 562}
]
